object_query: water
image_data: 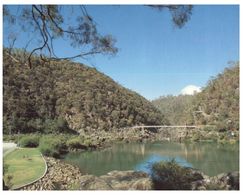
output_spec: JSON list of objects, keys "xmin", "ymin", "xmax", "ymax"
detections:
[{"xmin": 62, "ymin": 141, "xmax": 239, "ymax": 176}]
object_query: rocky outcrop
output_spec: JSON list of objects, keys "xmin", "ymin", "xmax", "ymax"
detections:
[
  {"xmin": 207, "ymin": 171, "xmax": 239, "ymax": 190},
  {"xmin": 79, "ymin": 169, "xmax": 239, "ymax": 190},
  {"xmin": 80, "ymin": 170, "xmax": 152, "ymax": 190},
  {"xmin": 19, "ymin": 157, "xmax": 82, "ymax": 190},
  {"xmin": 190, "ymin": 171, "xmax": 239, "ymax": 190}
]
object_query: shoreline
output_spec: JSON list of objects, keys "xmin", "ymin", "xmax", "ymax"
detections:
[
  {"xmin": 16, "ymin": 156, "xmax": 239, "ymax": 190},
  {"xmin": 3, "ymin": 129, "xmax": 239, "ymax": 190}
]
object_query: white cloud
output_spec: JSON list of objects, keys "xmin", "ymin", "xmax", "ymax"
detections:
[{"xmin": 180, "ymin": 85, "xmax": 201, "ymax": 95}]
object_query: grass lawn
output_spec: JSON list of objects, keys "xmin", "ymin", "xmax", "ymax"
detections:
[{"xmin": 3, "ymin": 148, "xmax": 46, "ymax": 189}]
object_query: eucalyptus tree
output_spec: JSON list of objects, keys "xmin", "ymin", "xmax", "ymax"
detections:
[{"xmin": 3, "ymin": 5, "xmax": 193, "ymax": 68}]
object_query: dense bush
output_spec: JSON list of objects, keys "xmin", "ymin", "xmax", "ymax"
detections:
[
  {"xmin": 83, "ymin": 137, "xmax": 93, "ymax": 147},
  {"xmin": 43, "ymin": 118, "xmax": 76, "ymax": 134},
  {"xmin": 19, "ymin": 135, "xmax": 40, "ymax": 147},
  {"xmin": 66, "ymin": 136, "xmax": 87, "ymax": 150},
  {"xmin": 153, "ymin": 63, "xmax": 239, "ymax": 135},
  {"xmin": 3, "ymin": 49, "xmax": 168, "ymax": 135},
  {"xmin": 151, "ymin": 159, "xmax": 203, "ymax": 190},
  {"xmin": 39, "ymin": 135, "xmax": 67, "ymax": 158},
  {"xmin": 152, "ymin": 95, "xmax": 195, "ymax": 125},
  {"xmin": 202, "ymin": 125, "xmax": 216, "ymax": 132},
  {"xmin": 3, "ymin": 134, "xmax": 21, "ymax": 143},
  {"xmin": 191, "ymin": 132, "xmax": 202, "ymax": 142},
  {"xmin": 215, "ymin": 122, "xmax": 227, "ymax": 132}
]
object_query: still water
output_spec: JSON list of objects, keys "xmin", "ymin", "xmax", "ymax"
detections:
[{"xmin": 63, "ymin": 141, "xmax": 239, "ymax": 176}]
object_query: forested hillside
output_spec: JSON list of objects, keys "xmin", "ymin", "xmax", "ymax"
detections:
[
  {"xmin": 152, "ymin": 95, "xmax": 195, "ymax": 125},
  {"xmin": 3, "ymin": 49, "xmax": 168, "ymax": 134},
  {"xmin": 153, "ymin": 62, "xmax": 239, "ymax": 132},
  {"xmin": 192, "ymin": 63, "xmax": 239, "ymax": 131}
]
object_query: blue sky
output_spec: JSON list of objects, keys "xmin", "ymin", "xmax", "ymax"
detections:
[{"xmin": 3, "ymin": 5, "xmax": 239, "ymax": 100}]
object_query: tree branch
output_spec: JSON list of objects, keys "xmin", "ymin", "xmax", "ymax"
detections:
[{"xmin": 49, "ymin": 50, "xmax": 102, "ymax": 61}]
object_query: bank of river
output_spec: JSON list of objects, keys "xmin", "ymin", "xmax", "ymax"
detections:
[{"xmin": 62, "ymin": 141, "xmax": 239, "ymax": 177}]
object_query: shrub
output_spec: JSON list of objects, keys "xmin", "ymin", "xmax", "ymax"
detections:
[
  {"xmin": 19, "ymin": 135, "xmax": 40, "ymax": 147},
  {"xmin": 39, "ymin": 135, "xmax": 67, "ymax": 158},
  {"xmin": 56, "ymin": 117, "xmax": 70, "ymax": 132},
  {"xmin": 192, "ymin": 134, "xmax": 201, "ymax": 142},
  {"xmin": 43, "ymin": 119, "xmax": 59, "ymax": 134},
  {"xmin": 215, "ymin": 122, "xmax": 227, "ymax": 132},
  {"xmin": 151, "ymin": 159, "xmax": 203, "ymax": 190},
  {"xmin": 3, "ymin": 134, "xmax": 19, "ymax": 143},
  {"xmin": 202, "ymin": 126, "xmax": 216, "ymax": 132},
  {"xmin": 83, "ymin": 138, "xmax": 92, "ymax": 147},
  {"xmin": 43, "ymin": 118, "xmax": 77, "ymax": 134},
  {"xmin": 66, "ymin": 137, "xmax": 87, "ymax": 150},
  {"xmin": 26, "ymin": 119, "xmax": 44, "ymax": 133}
]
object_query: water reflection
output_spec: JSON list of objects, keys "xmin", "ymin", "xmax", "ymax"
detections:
[{"xmin": 63, "ymin": 141, "xmax": 239, "ymax": 176}]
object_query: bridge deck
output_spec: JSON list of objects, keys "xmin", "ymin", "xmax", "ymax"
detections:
[{"xmin": 132, "ymin": 125, "xmax": 197, "ymax": 128}]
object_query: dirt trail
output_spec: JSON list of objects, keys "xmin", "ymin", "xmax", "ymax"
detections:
[{"xmin": 3, "ymin": 142, "xmax": 17, "ymax": 156}]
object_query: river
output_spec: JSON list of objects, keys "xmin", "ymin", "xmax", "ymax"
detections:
[{"xmin": 62, "ymin": 141, "xmax": 239, "ymax": 176}]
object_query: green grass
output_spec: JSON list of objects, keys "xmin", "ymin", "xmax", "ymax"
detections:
[{"xmin": 3, "ymin": 148, "xmax": 46, "ymax": 189}]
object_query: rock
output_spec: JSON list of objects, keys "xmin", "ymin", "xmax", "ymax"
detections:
[
  {"xmin": 3, "ymin": 180, "xmax": 9, "ymax": 190},
  {"xmin": 228, "ymin": 171, "xmax": 239, "ymax": 190},
  {"xmin": 213, "ymin": 171, "xmax": 239, "ymax": 190},
  {"xmin": 195, "ymin": 171, "xmax": 240, "ymax": 190},
  {"xmin": 80, "ymin": 175, "xmax": 112, "ymax": 190},
  {"xmin": 191, "ymin": 180, "xmax": 206, "ymax": 190},
  {"xmin": 188, "ymin": 168, "xmax": 204, "ymax": 181},
  {"xmin": 130, "ymin": 178, "xmax": 152, "ymax": 190},
  {"xmin": 93, "ymin": 170, "xmax": 152, "ymax": 190},
  {"xmin": 78, "ymin": 170, "xmax": 152, "ymax": 190},
  {"xmin": 197, "ymin": 186, "xmax": 206, "ymax": 190}
]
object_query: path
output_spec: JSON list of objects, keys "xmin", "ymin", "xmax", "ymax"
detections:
[{"xmin": 3, "ymin": 142, "xmax": 17, "ymax": 157}]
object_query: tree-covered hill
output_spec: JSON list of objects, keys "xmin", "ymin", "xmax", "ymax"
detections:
[
  {"xmin": 3, "ymin": 49, "xmax": 168, "ymax": 134},
  {"xmin": 152, "ymin": 95, "xmax": 195, "ymax": 125},
  {"xmin": 192, "ymin": 63, "xmax": 239, "ymax": 131},
  {"xmin": 153, "ymin": 62, "xmax": 239, "ymax": 132}
]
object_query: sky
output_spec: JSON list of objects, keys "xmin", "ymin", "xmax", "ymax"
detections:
[{"xmin": 3, "ymin": 5, "xmax": 239, "ymax": 100}]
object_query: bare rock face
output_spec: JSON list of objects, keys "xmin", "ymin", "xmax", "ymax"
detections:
[{"xmin": 80, "ymin": 170, "xmax": 152, "ymax": 190}]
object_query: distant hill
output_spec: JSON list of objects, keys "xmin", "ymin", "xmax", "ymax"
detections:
[
  {"xmin": 152, "ymin": 95, "xmax": 195, "ymax": 125},
  {"xmin": 153, "ymin": 62, "xmax": 239, "ymax": 132},
  {"xmin": 3, "ymin": 49, "xmax": 168, "ymax": 134}
]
